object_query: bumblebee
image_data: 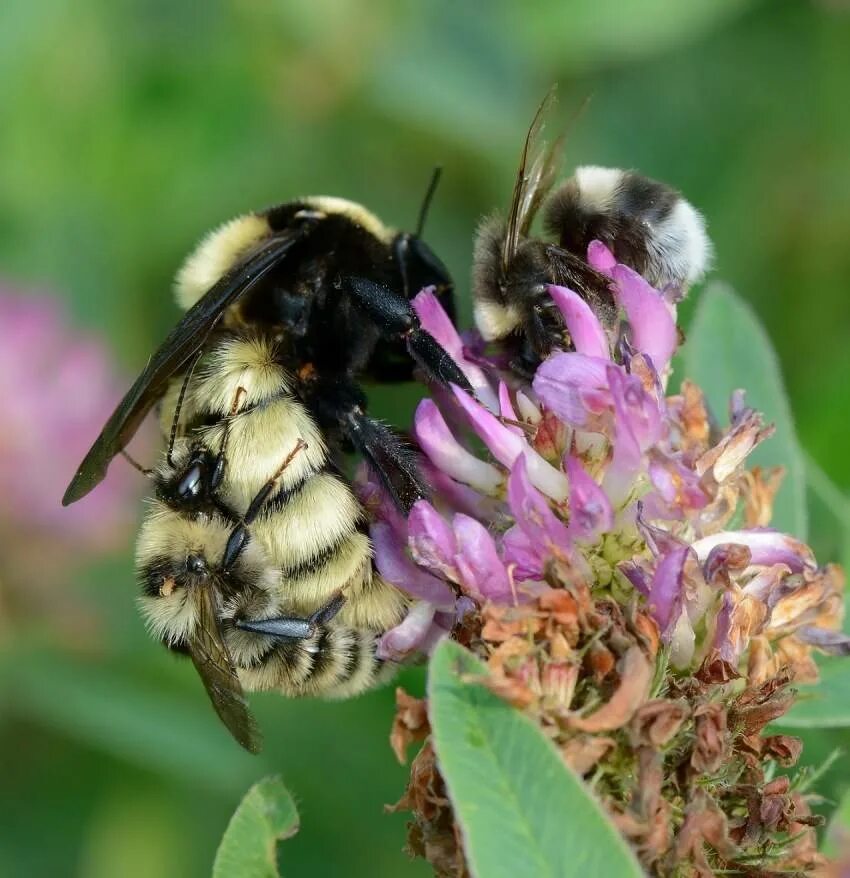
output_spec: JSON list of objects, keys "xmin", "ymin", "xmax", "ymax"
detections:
[
  {"xmin": 473, "ymin": 90, "xmax": 712, "ymax": 366},
  {"xmin": 64, "ymin": 182, "xmax": 465, "ymax": 751}
]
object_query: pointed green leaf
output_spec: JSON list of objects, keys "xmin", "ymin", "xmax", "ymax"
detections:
[
  {"xmin": 682, "ymin": 283, "xmax": 807, "ymax": 539},
  {"xmin": 213, "ymin": 776, "xmax": 299, "ymax": 878},
  {"xmin": 428, "ymin": 640, "xmax": 643, "ymax": 878}
]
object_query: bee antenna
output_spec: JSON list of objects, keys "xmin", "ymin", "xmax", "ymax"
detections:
[
  {"xmin": 167, "ymin": 350, "xmax": 203, "ymax": 468},
  {"xmin": 415, "ymin": 166, "xmax": 442, "ymax": 238},
  {"xmin": 121, "ymin": 450, "xmax": 153, "ymax": 478}
]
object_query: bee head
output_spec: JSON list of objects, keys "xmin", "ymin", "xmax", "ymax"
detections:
[{"xmin": 135, "ymin": 504, "xmax": 277, "ymax": 648}]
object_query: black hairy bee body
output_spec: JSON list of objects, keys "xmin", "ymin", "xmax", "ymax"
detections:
[
  {"xmin": 65, "ymin": 186, "xmax": 466, "ymax": 751},
  {"xmin": 472, "ymin": 91, "xmax": 711, "ymax": 368}
]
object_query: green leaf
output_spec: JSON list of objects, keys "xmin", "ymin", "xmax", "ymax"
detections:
[
  {"xmin": 3, "ymin": 653, "xmax": 260, "ymax": 793},
  {"xmin": 682, "ymin": 283, "xmax": 807, "ymax": 539},
  {"xmin": 776, "ymin": 662, "xmax": 850, "ymax": 729},
  {"xmin": 213, "ymin": 776, "xmax": 299, "ymax": 878},
  {"xmin": 805, "ymin": 453, "xmax": 850, "ymax": 577},
  {"xmin": 428, "ymin": 640, "xmax": 643, "ymax": 878}
]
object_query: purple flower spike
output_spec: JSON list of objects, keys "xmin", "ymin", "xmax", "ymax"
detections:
[
  {"xmin": 453, "ymin": 514, "xmax": 513, "ymax": 603},
  {"xmin": 452, "ymin": 385, "xmax": 568, "ymax": 501},
  {"xmin": 413, "ymin": 289, "xmax": 499, "ymax": 412},
  {"xmin": 692, "ymin": 530, "xmax": 816, "ymax": 573},
  {"xmin": 408, "ymin": 500, "xmax": 458, "ymax": 580},
  {"xmin": 507, "ymin": 456, "xmax": 572, "ymax": 556},
  {"xmin": 532, "ymin": 352, "xmax": 612, "ymax": 429},
  {"xmin": 587, "ymin": 239, "xmax": 616, "ymax": 275},
  {"xmin": 565, "ymin": 455, "xmax": 613, "ymax": 543},
  {"xmin": 371, "ymin": 522, "xmax": 455, "ymax": 609},
  {"xmin": 611, "ymin": 263, "xmax": 677, "ymax": 373},
  {"xmin": 413, "ymin": 399, "xmax": 503, "ymax": 494},
  {"xmin": 547, "ymin": 284, "xmax": 610, "ymax": 359},
  {"xmin": 377, "ymin": 600, "xmax": 440, "ymax": 660},
  {"xmin": 650, "ymin": 546, "xmax": 689, "ymax": 639}
]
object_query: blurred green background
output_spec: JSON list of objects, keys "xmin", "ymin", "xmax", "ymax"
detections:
[{"xmin": 1, "ymin": 1, "xmax": 849, "ymax": 875}]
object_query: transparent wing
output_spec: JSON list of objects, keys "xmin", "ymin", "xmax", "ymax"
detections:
[
  {"xmin": 63, "ymin": 229, "xmax": 308, "ymax": 506},
  {"xmin": 502, "ymin": 86, "xmax": 564, "ymax": 271},
  {"xmin": 188, "ymin": 586, "xmax": 262, "ymax": 754}
]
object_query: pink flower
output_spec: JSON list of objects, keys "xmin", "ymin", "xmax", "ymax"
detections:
[
  {"xmin": 0, "ymin": 289, "xmax": 140, "ymax": 582},
  {"xmin": 368, "ymin": 241, "xmax": 848, "ymax": 688}
]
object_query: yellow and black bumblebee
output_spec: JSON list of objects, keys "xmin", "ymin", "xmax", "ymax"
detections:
[
  {"xmin": 64, "ymin": 180, "xmax": 465, "ymax": 752},
  {"xmin": 472, "ymin": 90, "xmax": 712, "ymax": 370}
]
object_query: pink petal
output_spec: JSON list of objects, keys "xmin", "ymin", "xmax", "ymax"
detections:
[
  {"xmin": 413, "ymin": 399, "xmax": 502, "ymax": 494},
  {"xmin": 507, "ymin": 456, "xmax": 572, "ymax": 556},
  {"xmin": 611, "ymin": 263, "xmax": 677, "ymax": 372},
  {"xmin": 377, "ymin": 601, "xmax": 440, "ymax": 660},
  {"xmin": 565, "ymin": 455, "xmax": 613, "ymax": 543},
  {"xmin": 498, "ymin": 382, "xmax": 524, "ymax": 435},
  {"xmin": 532, "ymin": 352, "xmax": 612, "ymax": 428},
  {"xmin": 648, "ymin": 452, "xmax": 709, "ymax": 516},
  {"xmin": 371, "ymin": 522, "xmax": 455, "ymax": 609},
  {"xmin": 650, "ymin": 546, "xmax": 689, "ymax": 639},
  {"xmin": 692, "ymin": 530, "xmax": 816, "ymax": 573},
  {"xmin": 408, "ymin": 500, "xmax": 458, "ymax": 580},
  {"xmin": 413, "ymin": 288, "xmax": 499, "ymax": 412},
  {"xmin": 547, "ymin": 284, "xmax": 610, "ymax": 359},
  {"xmin": 587, "ymin": 240, "xmax": 616, "ymax": 275},
  {"xmin": 453, "ymin": 514, "xmax": 513, "ymax": 603},
  {"xmin": 502, "ymin": 525, "xmax": 544, "ymax": 581},
  {"xmin": 452, "ymin": 386, "xmax": 568, "ymax": 501},
  {"xmin": 419, "ymin": 460, "xmax": 506, "ymax": 521}
]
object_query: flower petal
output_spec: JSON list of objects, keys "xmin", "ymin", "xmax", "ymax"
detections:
[
  {"xmin": 547, "ymin": 284, "xmax": 610, "ymax": 359},
  {"xmin": 413, "ymin": 399, "xmax": 502, "ymax": 494},
  {"xmin": 532, "ymin": 352, "xmax": 612, "ymax": 428},
  {"xmin": 692, "ymin": 530, "xmax": 816, "ymax": 573},
  {"xmin": 377, "ymin": 601, "xmax": 440, "ymax": 660},
  {"xmin": 452, "ymin": 386, "xmax": 568, "ymax": 501},
  {"xmin": 612, "ymin": 263, "xmax": 677, "ymax": 372},
  {"xmin": 408, "ymin": 500, "xmax": 458, "ymax": 580},
  {"xmin": 453, "ymin": 513, "xmax": 513, "ymax": 603},
  {"xmin": 371, "ymin": 522, "xmax": 455, "ymax": 609},
  {"xmin": 498, "ymin": 382, "xmax": 524, "ymax": 435},
  {"xmin": 501, "ymin": 525, "xmax": 544, "ymax": 581},
  {"xmin": 650, "ymin": 545, "xmax": 689, "ymax": 638},
  {"xmin": 565, "ymin": 455, "xmax": 613, "ymax": 543},
  {"xmin": 587, "ymin": 239, "xmax": 616, "ymax": 275},
  {"xmin": 507, "ymin": 455, "xmax": 572, "ymax": 555},
  {"xmin": 796, "ymin": 626, "xmax": 850, "ymax": 656},
  {"xmin": 413, "ymin": 288, "xmax": 499, "ymax": 411}
]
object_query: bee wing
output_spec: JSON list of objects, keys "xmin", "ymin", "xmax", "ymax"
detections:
[
  {"xmin": 189, "ymin": 585, "xmax": 262, "ymax": 754},
  {"xmin": 502, "ymin": 86, "xmax": 564, "ymax": 271},
  {"xmin": 62, "ymin": 229, "xmax": 308, "ymax": 506}
]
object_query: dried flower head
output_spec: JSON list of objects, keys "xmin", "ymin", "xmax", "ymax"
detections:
[{"xmin": 364, "ymin": 245, "xmax": 849, "ymax": 876}]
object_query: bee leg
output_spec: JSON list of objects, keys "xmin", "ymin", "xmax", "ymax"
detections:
[
  {"xmin": 342, "ymin": 404, "xmax": 426, "ymax": 513},
  {"xmin": 235, "ymin": 591, "xmax": 346, "ymax": 640},
  {"xmin": 340, "ymin": 276, "xmax": 472, "ymax": 392}
]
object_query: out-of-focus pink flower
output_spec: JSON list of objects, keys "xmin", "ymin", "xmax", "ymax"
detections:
[{"xmin": 0, "ymin": 289, "xmax": 140, "ymax": 581}]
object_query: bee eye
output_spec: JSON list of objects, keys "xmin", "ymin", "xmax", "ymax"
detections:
[
  {"xmin": 177, "ymin": 464, "xmax": 204, "ymax": 499},
  {"xmin": 186, "ymin": 554, "xmax": 209, "ymax": 576}
]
